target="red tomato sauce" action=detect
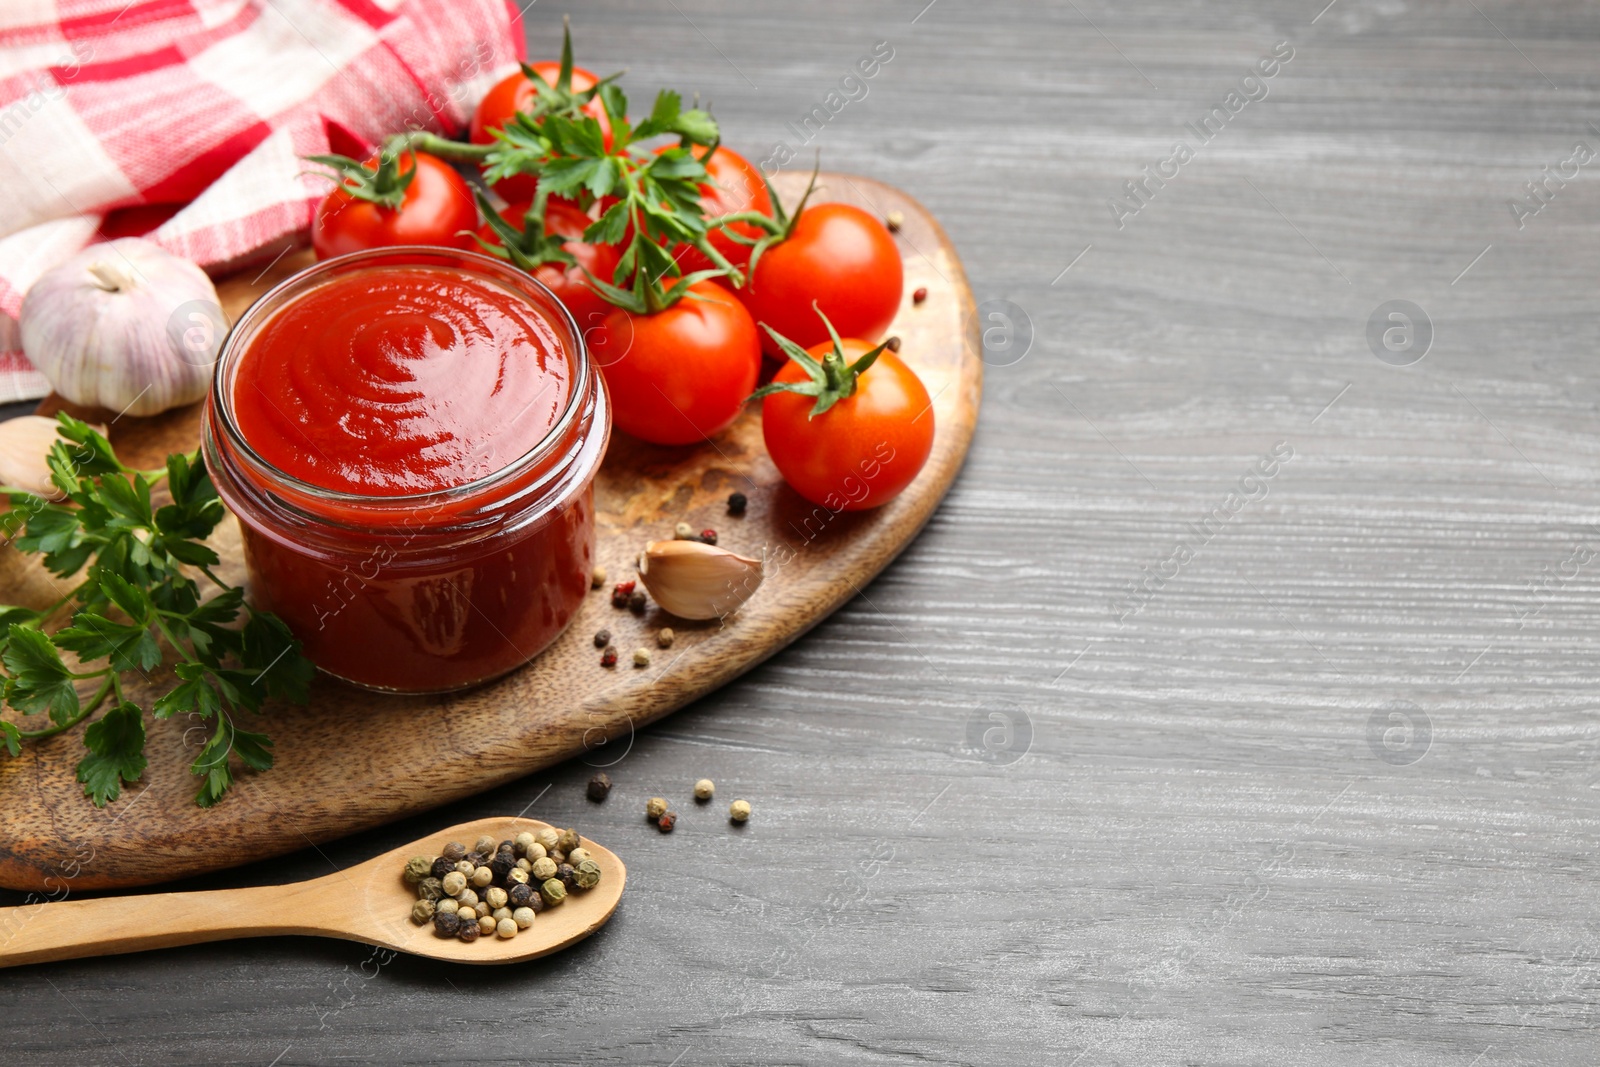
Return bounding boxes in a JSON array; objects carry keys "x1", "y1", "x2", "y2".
[{"x1": 207, "y1": 252, "x2": 606, "y2": 693}]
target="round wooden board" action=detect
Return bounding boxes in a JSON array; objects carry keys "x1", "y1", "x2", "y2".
[{"x1": 0, "y1": 172, "x2": 981, "y2": 891}]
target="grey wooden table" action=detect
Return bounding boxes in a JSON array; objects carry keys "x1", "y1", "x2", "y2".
[{"x1": 3, "y1": 1, "x2": 1598, "y2": 1063}]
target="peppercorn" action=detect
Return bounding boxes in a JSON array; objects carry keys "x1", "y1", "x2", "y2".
[
  {"x1": 557, "y1": 863, "x2": 578, "y2": 889},
  {"x1": 628, "y1": 589, "x2": 647, "y2": 613},
  {"x1": 587, "y1": 772, "x2": 612, "y2": 801},
  {"x1": 513, "y1": 906, "x2": 536, "y2": 929},
  {"x1": 480, "y1": 914, "x2": 498, "y2": 935},
  {"x1": 497, "y1": 917, "x2": 518, "y2": 939},
  {"x1": 573, "y1": 859, "x2": 602, "y2": 890},
  {"x1": 593, "y1": 628, "x2": 611, "y2": 648},
  {"x1": 411, "y1": 899, "x2": 436, "y2": 925},
  {"x1": 633, "y1": 647, "x2": 651, "y2": 667},
  {"x1": 471, "y1": 865, "x2": 493, "y2": 888},
  {"x1": 507, "y1": 867, "x2": 529, "y2": 886},
  {"x1": 416, "y1": 877, "x2": 445, "y2": 902},
  {"x1": 531, "y1": 856, "x2": 557, "y2": 882},
  {"x1": 730, "y1": 799, "x2": 751, "y2": 823},
  {"x1": 464, "y1": 851, "x2": 487, "y2": 868},
  {"x1": 567, "y1": 846, "x2": 592, "y2": 866},
  {"x1": 913, "y1": 286, "x2": 928, "y2": 305},
  {"x1": 457, "y1": 888, "x2": 479, "y2": 908},
  {"x1": 727, "y1": 491, "x2": 747, "y2": 516},
  {"x1": 436, "y1": 898, "x2": 460, "y2": 916},
  {"x1": 457, "y1": 904, "x2": 477, "y2": 922},
  {"x1": 429, "y1": 856, "x2": 455, "y2": 881},
  {"x1": 540, "y1": 878, "x2": 568, "y2": 906},
  {"x1": 699, "y1": 528, "x2": 717, "y2": 545},
  {"x1": 489, "y1": 853, "x2": 515, "y2": 881},
  {"x1": 549, "y1": 849, "x2": 566, "y2": 865},
  {"x1": 442, "y1": 871, "x2": 467, "y2": 897},
  {"x1": 611, "y1": 580, "x2": 635, "y2": 608},
  {"x1": 601, "y1": 646, "x2": 618, "y2": 667},
  {"x1": 657, "y1": 627, "x2": 675, "y2": 649},
  {"x1": 885, "y1": 335, "x2": 902, "y2": 353},
  {"x1": 497, "y1": 839, "x2": 516, "y2": 855},
  {"x1": 457, "y1": 918, "x2": 479, "y2": 943},
  {"x1": 591, "y1": 565, "x2": 607, "y2": 589},
  {"x1": 658, "y1": 810, "x2": 677, "y2": 832},
  {"x1": 646, "y1": 797, "x2": 668, "y2": 821},
  {"x1": 454, "y1": 859, "x2": 475, "y2": 876},
  {"x1": 403, "y1": 856, "x2": 432, "y2": 885},
  {"x1": 675, "y1": 521, "x2": 694, "y2": 539},
  {"x1": 514, "y1": 831, "x2": 537, "y2": 856},
  {"x1": 535, "y1": 828, "x2": 560, "y2": 851},
  {"x1": 472, "y1": 835, "x2": 496, "y2": 855},
  {"x1": 555, "y1": 828, "x2": 580, "y2": 853},
  {"x1": 508, "y1": 882, "x2": 534, "y2": 907},
  {"x1": 441, "y1": 841, "x2": 466, "y2": 862},
  {"x1": 886, "y1": 209, "x2": 905, "y2": 233},
  {"x1": 433, "y1": 912, "x2": 461, "y2": 938},
  {"x1": 694, "y1": 778, "x2": 714, "y2": 801},
  {"x1": 484, "y1": 886, "x2": 508, "y2": 910},
  {"x1": 526, "y1": 842, "x2": 547, "y2": 862},
  {"x1": 492, "y1": 906, "x2": 512, "y2": 922},
  {"x1": 526, "y1": 889, "x2": 547, "y2": 913}
]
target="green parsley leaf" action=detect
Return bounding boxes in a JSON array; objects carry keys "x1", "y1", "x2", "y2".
[
  {"x1": 2, "y1": 625, "x2": 81, "y2": 724},
  {"x1": 76, "y1": 701, "x2": 146, "y2": 806}
]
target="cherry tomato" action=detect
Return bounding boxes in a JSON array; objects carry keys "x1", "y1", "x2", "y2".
[
  {"x1": 738, "y1": 203, "x2": 903, "y2": 358},
  {"x1": 477, "y1": 198, "x2": 622, "y2": 333},
  {"x1": 591, "y1": 283, "x2": 761, "y2": 446},
  {"x1": 470, "y1": 62, "x2": 614, "y2": 202},
  {"x1": 664, "y1": 145, "x2": 772, "y2": 278},
  {"x1": 311, "y1": 152, "x2": 477, "y2": 260},
  {"x1": 762, "y1": 338, "x2": 933, "y2": 511}
]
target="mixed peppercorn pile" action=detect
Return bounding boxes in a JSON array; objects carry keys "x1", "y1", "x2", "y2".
[{"x1": 402, "y1": 828, "x2": 600, "y2": 944}]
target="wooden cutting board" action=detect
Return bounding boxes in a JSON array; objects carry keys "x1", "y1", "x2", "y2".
[{"x1": 0, "y1": 172, "x2": 981, "y2": 891}]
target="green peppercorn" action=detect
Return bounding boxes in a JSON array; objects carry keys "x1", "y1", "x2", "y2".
[
  {"x1": 506, "y1": 867, "x2": 529, "y2": 886},
  {"x1": 436, "y1": 898, "x2": 460, "y2": 916},
  {"x1": 646, "y1": 797, "x2": 668, "y2": 821},
  {"x1": 442, "y1": 871, "x2": 467, "y2": 897},
  {"x1": 535, "y1": 827, "x2": 560, "y2": 851},
  {"x1": 429, "y1": 856, "x2": 455, "y2": 881},
  {"x1": 587, "y1": 773, "x2": 612, "y2": 801},
  {"x1": 457, "y1": 918, "x2": 479, "y2": 943},
  {"x1": 473, "y1": 835, "x2": 496, "y2": 855},
  {"x1": 441, "y1": 841, "x2": 466, "y2": 862},
  {"x1": 557, "y1": 863, "x2": 578, "y2": 889},
  {"x1": 555, "y1": 828, "x2": 580, "y2": 854},
  {"x1": 484, "y1": 886, "x2": 508, "y2": 910},
  {"x1": 471, "y1": 865, "x2": 494, "y2": 888},
  {"x1": 730, "y1": 799, "x2": 751, "y2": 823},
  {"x1": 433, "y1": 912, "x2": 461, "y2": 938},
  {"x1": 497, "y1": 917, "x2": 518, "y2": 939},
  {"x1": 403, "y1": 856, "x2": 431, "y2": 884},
  {"x1": 508, "y1": 882, "x2": 534, "y2": 908},
  {"x1": 573, "y1": 859, "x2": 602, "y2": 890},
  {"x1": 567, "y1": 847, "x2": 592, "y2": 866},
  {"x1": 411, "y1": 899, "x2": 436, "y2": 925},
  {"x1": 513, "y1": 906, "x2": 536, "y2": 929},
  {"x1": 514, "y1": 831, "x2": 537, "y2": 856},
  {"x1": 416, "y1": 877, "x2": 444, "y2": 902},
  {"x1": 531, "y1": 856, "x2": 557, "y2": 881},
  {"x1": 540, "y1": 878, "x2": 568, "y2": 906}
]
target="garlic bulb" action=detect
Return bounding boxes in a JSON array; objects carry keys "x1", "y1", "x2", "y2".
[
  {"x1": 0, "y1": 415, "x2": 75, "y2": 499},
  {"x1": 637, "y1": 539, "x2": 765, "y2": 620},
  {"x1": 19, "y1": 238, "x2": 225, "y2": 417}
]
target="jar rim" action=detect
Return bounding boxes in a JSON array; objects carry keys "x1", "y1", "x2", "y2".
[{"x1": 208, "y1": 245, "x2": 594, "y2": 509}]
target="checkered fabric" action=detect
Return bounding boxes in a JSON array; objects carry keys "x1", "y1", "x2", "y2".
[{"x1": 0, "y1": 0, "x2": 526, "y2": 402}]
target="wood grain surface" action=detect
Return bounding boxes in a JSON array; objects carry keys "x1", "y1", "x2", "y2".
[
  {"x1": 2, "y1": 1, "x2": 1599, "y2": 1064},
  {"x1": 0, "y1": 172, "x2": 980, "y2": 891}
]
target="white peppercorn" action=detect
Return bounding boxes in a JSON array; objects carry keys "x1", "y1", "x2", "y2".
[
  {"x1": 497, "y1": 917, "x2": 518, "y2": 939},
  {"x1": 646, "y1": 797, "x2": 668, "y2": 821},
  {"x1": 532, "y1": 856, "x2": 557, "y2": 881},
  {"x1": 492, "y1": 906, "x2": 512, "y2": 922},
  {"x1": 457, "y1": 905, "x2": 477, "y2": 922},
  {"x1": 454, "y1": 859, "x2": 475, "y2": 876},
  {"x1": 730, "y1": 799, "x2": 751, "y2": 823},
  {"x1": 526, "y1": 842, "x2": 548, "y2": 862},
  {"x1": 471, "y1": 865, "x2": 494, "y2": 888},
  {"x1": 534, "y1": 828, "x2": 560, "y2": 851},
  {"x1": 514, "y1": 831, "x2": 537, "y2": 856},
  {"x1": 436, "y1": 898, "x2": 459, "y2": 916},
  {"x1": 694, "y1": 778, "x2": 714, "y2": 801},
  {"x1": 484, "y1": 886, "x2": 508, "y2": 910},
  {"x1": 457, "y1": 888, "x2": 479, "y2": 908},
  {"x1": 478, "y1": 914, "x2": 496, "y2": 935},
  {"x1": 567, "y1": 847, "x2": 592, "y2": 866},
  {"x1": 473, "y1": 835, "x2": 496, "y2": 854},
  {"x1": 513, "y1": 906, "x2": 536, "y2": 929},
  {"x1": 442, "y1": 871, "x2": 467, "y2": 896}
]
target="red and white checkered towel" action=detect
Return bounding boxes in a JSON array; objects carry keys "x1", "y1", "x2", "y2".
[{"x1": 0, "y1": 0, "x2": 526, "y2": 403}]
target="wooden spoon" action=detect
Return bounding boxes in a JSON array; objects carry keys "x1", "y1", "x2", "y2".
[{"x1": 0, "y1": 818, "x2": 625, "y2": 968}]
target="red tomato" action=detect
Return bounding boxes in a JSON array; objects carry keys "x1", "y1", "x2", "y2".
[
  {"x1": 739, "y1": 203, "x2": 903, "y2": 358},
  {"x1": 470, "y1": 62, "x2": 613, "y2": 202},
  {"x1": 665, "y1": 145, "x2": 772, "y2": 278},
  {"x1": 311, "y1": 152, "x2": 478, "y2": 260},
  {"x1": 591, "y1": 283, "x2": 761, "y2": 446},
  {"x1": 477, "y1": 198, "x2": 622, "y2": 333},
  {"x1": 762, "y1": 338, "x2": 933, "y2": 511}
]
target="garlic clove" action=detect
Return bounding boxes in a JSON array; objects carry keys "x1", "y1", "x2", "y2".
[
  {"x1": 636, "y1": 540, "x2": 765, "y2": 621},
  {"x1": 0, "y1": 415, "x2": 74, "y2": 500}
]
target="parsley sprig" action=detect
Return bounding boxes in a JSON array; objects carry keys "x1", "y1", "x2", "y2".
[{"x1": 0, "y1": 415, "x2": 313, "y2": 808}]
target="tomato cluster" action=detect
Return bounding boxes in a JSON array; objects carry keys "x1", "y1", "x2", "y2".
[{"x1": 305, "y1": 28, "x2": 931, "y2": 512}]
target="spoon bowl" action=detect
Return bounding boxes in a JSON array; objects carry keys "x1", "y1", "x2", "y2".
[{"x1": 0, "y1": 817, "x2": 625, "y2": 968}]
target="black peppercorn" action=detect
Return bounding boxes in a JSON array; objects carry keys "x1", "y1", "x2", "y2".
[
  {"x1": 433, "y1": 912, "x2": 461, "y2": 938},
  {"x1": 587, "y1": 772, "x2": 612, "y2": 801},
  {"x1": 429, "y1": 856, "x2": 455, "y2": 880},
  {"x1": 557, "y1": 862, "x2": 579, "y2": 889},
  {"x1": 457, "y1": 919, "x2": 480, "y2": 943},
  {"x1": 464, "y1": 851, "x2": 487, "y2": 868},
  {"x1": 526, "y1": 890, "x2": 547, "y2": 913},
  {"x1": 441, "y1": 841, "x2": 466, "y2": 863},
  {"x1": 601, "y1": 646, "x2": 618, "y2": 667},
  {"x1": 490, "y1": 853, "x2": 516, "y2": 881},
  {"x1": 593, "y1": 628, "x2": 611, "y2": 648},
  {"x1": 628, "y1": 590, "x2": 646, "y2": 613},
  {"x1": 508, "y1": 882, "x2": 534, "y2": 908},
  {"x1": 727, "y1": 491, "x2": 747, "y2": 516},
  {"x1": 498, "y1": 840, "x2": 516, "y2": 855}
]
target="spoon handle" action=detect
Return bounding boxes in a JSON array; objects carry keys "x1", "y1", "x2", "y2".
[{"x1": 0, "y1": 881, "x2": 319, "y2": 968}]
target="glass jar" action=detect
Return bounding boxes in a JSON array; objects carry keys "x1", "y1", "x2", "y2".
[{"x1": 203, "y1": 247, "x2": 609, "y2": 694}]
